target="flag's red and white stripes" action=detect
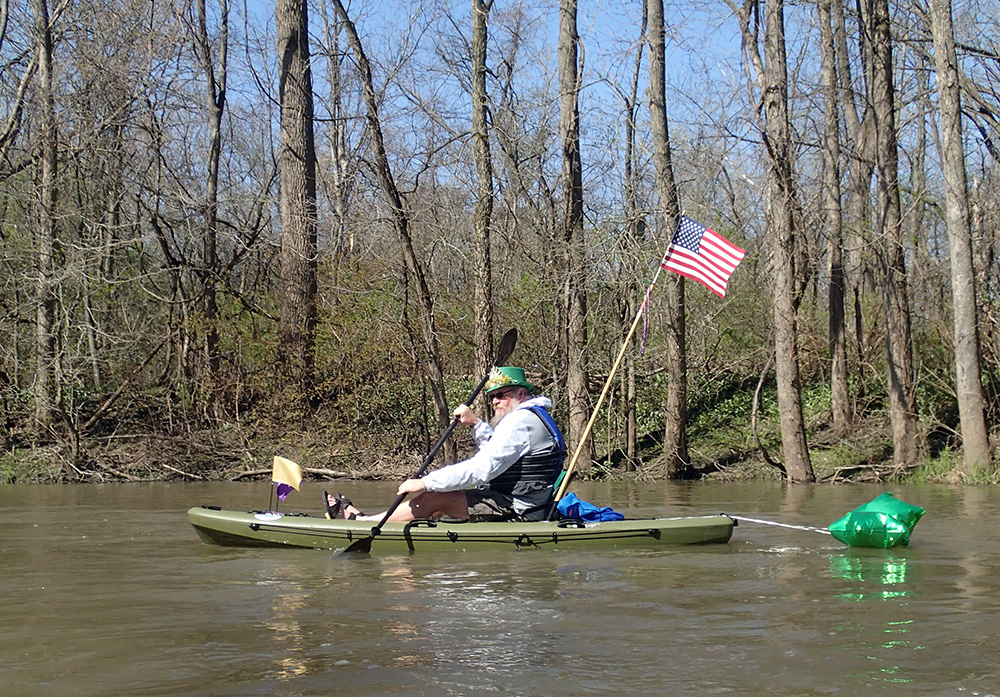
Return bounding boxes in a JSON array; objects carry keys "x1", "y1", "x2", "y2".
[{"x1": 660, "y1": 216, "x2": 745, "y2": 297}]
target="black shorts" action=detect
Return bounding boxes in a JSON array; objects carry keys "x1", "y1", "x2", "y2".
[{"x1": 465, "y1": 488, "x2": 518, "y2": 522}]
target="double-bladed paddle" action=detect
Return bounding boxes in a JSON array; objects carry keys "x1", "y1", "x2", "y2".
[{"x1": 337, "y1": 328, "x2": 518, "y2": 556}]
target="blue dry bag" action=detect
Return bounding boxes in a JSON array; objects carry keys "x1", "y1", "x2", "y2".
[{"x1": 556, "y1": 492, "x2": 625, "y2": 522}]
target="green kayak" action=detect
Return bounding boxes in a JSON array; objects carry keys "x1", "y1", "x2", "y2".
[{"x1": 187, "y1": 505, "x2": 735, "y2": 553}]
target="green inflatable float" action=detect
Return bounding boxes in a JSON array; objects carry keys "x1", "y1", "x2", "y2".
[{"x1": 828, "y1": 492, "x2": 925, "y2": 548}]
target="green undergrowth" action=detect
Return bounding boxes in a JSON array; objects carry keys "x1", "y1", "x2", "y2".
[
  {"x1": 2, "y1": 360, "x2": 993, "y2": 485},
  {"x1": 0, "y1": 448, "x2": 58, "y2": 484}
]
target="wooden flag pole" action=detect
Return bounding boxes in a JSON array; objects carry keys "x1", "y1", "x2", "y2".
[{"x1": 554, "y1": 265, "x2": 664, "y2": 503}]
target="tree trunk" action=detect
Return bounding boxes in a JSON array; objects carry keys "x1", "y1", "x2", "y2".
[
  {"x1": 621, "y1": 4, "x2": 647, "y2": 469},
  {"x1": 761, "y1": 0, "x2": 812, "y2": 482},
  {"x1": 728, "y1": 0, "x2": 813, "y2": 481},
  {"x1": 471, "y1": 0, "x2": 496, "y2": 413},
  {"x1": 832, "y1": 0, "x2": 875, "y2": 404},
  {"x1": 276, "y1": 0, "x2": 319, "y2": 411},
  {"x1": 194, "y1": 0, "x2": 228, "y2": 400},
  {"x1": 558, "y1": 0, "x2": 591, "y2": 469},
  {"x1": 863, "y1": 0, "x2": 919, "y2": 466},
  {"x1": 647, "y1": 0, "x2": 690, "y2": 477},
  {"x1": 928, "y1": 0, "x2": 992, "y2": 474},
  {"x1": 819, "y1": 0, "x2": 850, "y2": 433},
  {"x1": 32, "y1": 0, "x2": 58, "y2": 428},
  {"x1": 318, "y1": 2, "x2": 352, "y2": 260}
]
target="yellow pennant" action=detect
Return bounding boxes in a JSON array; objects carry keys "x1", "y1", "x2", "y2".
[{"x1": 272, "y1": 456, "x2": 303, "y2": 490}]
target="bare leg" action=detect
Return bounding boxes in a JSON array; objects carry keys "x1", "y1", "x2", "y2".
[{"x1": 349, "y1": 491, "x2": 469, "y2": 522}]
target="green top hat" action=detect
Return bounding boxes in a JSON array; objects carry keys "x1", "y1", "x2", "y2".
[{"x1": 485, "y1": 366, "x2": 535, "y2": 394}]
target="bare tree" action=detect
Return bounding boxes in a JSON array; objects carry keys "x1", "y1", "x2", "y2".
[
  {"x1": 730, "y1": 0, "x2": 813, "y2": 482},
  {"x1": 618, "y1": 4, "x2": 647, "y2": 468},
  {"x1": 190, "y1": 0, "x2": 228, "y2": 399},
  {"x1": 647, "y1": 0, "x2": 690, "y2": 477},
  {"x1": 316, "y1": 0, "x2": 360, "y2": 261},
  {"x1": 331, "y1": 0, "x2": 452, "y2": 452},
  {"x1": 31, "y1": 0, "x2": 57, "y2": 428},
  {"x1": 862, "y1": 0, "x2": 920, "y2": 466},
  {"x1": 928, "y1": 0, "x2": 992, "y2": 474},
  {"x1": 471, "y1": 0, "x2": 496, "y2": 404},
  {"x1": 558, "y1": 0, "x2": 591, "y2": 468},
  {"x1": 0, "y1": 0, "x2": 38, "y2": 179},
  {"x1": 832, "y1": 0, "x2": 876, "y2": 398},
  {"x1": 9, "y1": 0, "x2": 1000, "y2": 483},
  {"x1": 819, "y1": 0, "x2": 850, "y2": 433},
  {"x1": 276, "y1": 0, "x2": 319, "y2": 407}
]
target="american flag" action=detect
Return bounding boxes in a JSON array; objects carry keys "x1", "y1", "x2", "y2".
[{"x1": 660, "y1": 216, "x2": 745, "y2": 297}]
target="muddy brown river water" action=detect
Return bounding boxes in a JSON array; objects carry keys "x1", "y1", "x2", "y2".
[{"x1": 2, "y1": 480, "x2": 997, "y2": 696}]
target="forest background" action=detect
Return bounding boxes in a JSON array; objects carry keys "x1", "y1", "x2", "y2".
[{"x1": 2, "y1": 0, "x2": 999, "y2": 486}]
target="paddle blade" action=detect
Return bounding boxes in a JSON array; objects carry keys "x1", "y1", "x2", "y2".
[
  {"x1": 495, "y1": 328, "x2": 518, "y2": 366},
  {"x1": 337, "y1": 536, "x2": 373, "y2": 557}
]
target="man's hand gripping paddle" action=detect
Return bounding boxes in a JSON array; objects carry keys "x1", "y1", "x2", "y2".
[{"x1": 337, "y1": 329, "x2": 518, "y2": 556}]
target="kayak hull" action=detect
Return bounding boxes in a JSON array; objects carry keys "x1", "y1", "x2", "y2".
[{"x1": 187, "y1": 506, "x2": 735, "y2": 553}]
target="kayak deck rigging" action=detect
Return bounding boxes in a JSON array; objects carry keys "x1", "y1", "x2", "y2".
[{"x1": 188, "y1": 505, "x2": 735, "y2": 553}]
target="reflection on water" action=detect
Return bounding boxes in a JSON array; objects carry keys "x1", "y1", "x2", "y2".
[
  {"x1": 828, "y1": 552, "x2": 923, "y2": 688},
  {"x1": 2, "y1": 481, "x2": 999, "y2": 697},
  {"x1": 264, "y1": 579, "x2": 311, "y2": 681},
  {"x1": 830, "y1": 553, "x2": 911, "y2": 601}
]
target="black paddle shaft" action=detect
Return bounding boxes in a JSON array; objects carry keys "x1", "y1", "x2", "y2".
[{"x1": 339, "y1": 329, "x2": 518, "y2": 555}]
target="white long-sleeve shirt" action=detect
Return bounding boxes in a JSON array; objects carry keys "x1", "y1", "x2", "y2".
[{"x1": 420, "y1": 396, "x2": 554, "y2": 510}]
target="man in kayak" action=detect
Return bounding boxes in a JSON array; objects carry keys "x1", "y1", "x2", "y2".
[{"x1": 325, "y1": 366, "x2": 566, "y2": 523}]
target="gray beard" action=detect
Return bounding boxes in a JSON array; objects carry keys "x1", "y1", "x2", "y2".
[{"x1": 490, "y1": 398, "x2": 521, "y2": 427}]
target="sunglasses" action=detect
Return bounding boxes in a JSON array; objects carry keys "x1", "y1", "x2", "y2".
[{"x1": 491, "y1": 388, "x2": 519, "y2": 400}]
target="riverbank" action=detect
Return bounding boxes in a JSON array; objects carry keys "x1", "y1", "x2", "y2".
[{"x1": 1, "y1": 416, "x2": 975, "y2": 486}]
